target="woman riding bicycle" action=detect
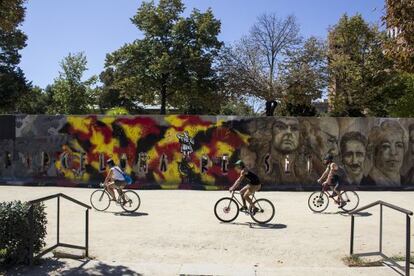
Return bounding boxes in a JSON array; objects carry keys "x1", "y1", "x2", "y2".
[
  {"x1": 317, "y1": 154, "x2": 346, "y2": 208},
  {"x1": 104, "y1": 158, "x2": 127, "y2": 204},
  {"x1": 229, "y1": 160, "x2": 261, "y2": 213}
]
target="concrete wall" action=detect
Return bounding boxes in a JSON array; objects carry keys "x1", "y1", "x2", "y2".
[{"x1": 1, "y1": 115, "x2": 413, "y2": 190}]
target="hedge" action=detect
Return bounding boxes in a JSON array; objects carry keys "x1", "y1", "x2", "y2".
[{"x1": 0, "y1": 201, "x2": 47, "y2": 266}]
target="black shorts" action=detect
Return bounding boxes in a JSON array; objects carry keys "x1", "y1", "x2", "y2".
[
  {"x1": 114, "y1": 180, "x2": 126, "y2": 188},
  {"x1": 331, "y1": 182, "x2": 342, "y2": 191}
]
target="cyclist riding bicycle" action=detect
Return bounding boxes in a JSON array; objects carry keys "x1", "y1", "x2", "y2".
[
  {"x1": 229, "y1": 160, "x2": 261, "y2": 213},
  {"x1": 317, "y1": 154, "x2": 346, "y2": 208},
  {"x1": 104, "y1": 158, "x2": 127, "y2": 204}
]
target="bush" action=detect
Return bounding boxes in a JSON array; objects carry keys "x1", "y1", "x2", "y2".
[
  {"x1": 0, "y1": 201, "x2": 47, "y2": 266},
  {"x1": 105, "y1": 107, "x2": 130, "y2": 115}
]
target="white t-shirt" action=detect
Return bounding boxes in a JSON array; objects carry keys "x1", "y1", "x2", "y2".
[{"x1": 111, "y1": 166, "x2": 125, "y2": 181}]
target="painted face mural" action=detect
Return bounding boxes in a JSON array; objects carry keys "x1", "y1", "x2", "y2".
[
  {"x1": 340, "y1": 132, "x2": 367, "y2": 185},
  {"x1": 272, "y1": 118, "x2": 300, "y2": 154},
  {"x1": 409, "y1": 128, "x2": 414, "y2": 155},
  {"x1": 319, "y1": 118, "x2": 339, "y2": 158},
  {"x1": 1, "y1": 115, "x2": 414, "y2": 189},
  {"x1": 375, "y1": 133, "x2": 404, "y2": 173},
  {"x1": 365, "y1": 120, "x2": 406, "y2": 187}
]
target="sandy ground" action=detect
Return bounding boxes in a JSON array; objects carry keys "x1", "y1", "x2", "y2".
[{"x1": 0, "y1": 186, "x2": 413, "y2": 275}]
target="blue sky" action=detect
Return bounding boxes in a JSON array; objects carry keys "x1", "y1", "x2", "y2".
[{"x1": 19, "y1": 0, "x2": 385, "y2": 88}]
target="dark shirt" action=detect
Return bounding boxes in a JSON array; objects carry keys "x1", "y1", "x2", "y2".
[{"x1": 244, "y1": 170, "x2": 260, "y2": 185}]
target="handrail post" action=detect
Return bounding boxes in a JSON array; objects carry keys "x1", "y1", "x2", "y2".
[
  {"x1": 350, "y1": 215, "x2": 355, "y2": 255},
  {"x1": 57, "y1": 196, "x2": 60, "y2": 245},
  {"x1": 379, "y1": 204, "x2": 383, "y2": 254},
  {"x1": 85, "y1": 209, "x2": 89, "y2": 258},
  {"x1": 406, "y1": 214, "x2": 411, "y2": 276}
]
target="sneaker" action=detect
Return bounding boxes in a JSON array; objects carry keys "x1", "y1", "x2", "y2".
[
  {"x1": 240, "y1": 206, "x2": 248, "y2": 212},
  {"x1": 338, "y1": 202, "x2": 347, "y2": 208},
  {"x1": 250, "y1": 207, "x2": 259, "y2": 215}
]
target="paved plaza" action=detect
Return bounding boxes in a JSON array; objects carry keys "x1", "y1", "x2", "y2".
[{"x1": 0, "y1": 186, "x2": 413, "y2": 275}]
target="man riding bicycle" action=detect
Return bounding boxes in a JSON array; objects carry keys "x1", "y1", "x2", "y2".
[
  {"x1": 317, "y1": 154, "x2": 346, "y2": 208},
  {"x1": 104, "y1": 158, "x2": 127, "y2": 204},
  {"x1": 229, "y1": 160, "x2": 261, "y2": 213}
]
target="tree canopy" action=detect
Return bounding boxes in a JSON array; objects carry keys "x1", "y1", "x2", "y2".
[
  {"x1": 102, "y1": 0, "x2": 225, "y2": 115},
  {"x1": 220, "y1": 13, "x2": 302, "y2": 116},
  {"x1": 0, "y1": 0, "x2": 30, "y2": 114},
  {"x1": 48, "y1": 53, "x2": 98, "y2": 114},
  {"x1": 384, "y1": 0, "x2": 414, "y2": 72},
  {"x1": 327, "y1": 14, "x2": 397, "y2": 116}
]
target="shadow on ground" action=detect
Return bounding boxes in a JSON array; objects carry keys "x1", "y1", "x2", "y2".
[
  {"x1": 3, "y1": 258, "x2": 142, "y2": 276},
  {"x1": 114, "y1": 212, "x2": 149, "y2": 217},
  {"x1": 224, "y1": 222, "x2": 287, "y2": 229},
  {"x1": 314, "y1": 211, "x2": 372, "y2": 217},
  {"x1": 102, "y1": 210, "x2": 149, "y2": 217}
]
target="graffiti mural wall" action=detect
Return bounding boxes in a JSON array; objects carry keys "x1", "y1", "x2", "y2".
[{"x1": 1, "y1": 115, "x2": 414, "y2": 190}]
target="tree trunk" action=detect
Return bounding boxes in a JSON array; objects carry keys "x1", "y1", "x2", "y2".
[
  {"x1": 160, "y1": 84, "x2": 167, "y2": 115},
  {"x1": 265, "y1": 100, "x2": 277, "y2": 116}
]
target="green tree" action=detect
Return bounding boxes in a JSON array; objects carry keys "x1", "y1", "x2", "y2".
[
  {"x1": 384, "y1": 0, "x2": 414, "y2": 72},
  {"x1": 0, "y1": 0, "x2": 30, "y2": 114},
  {"x1": 328, "y1": 14, "x2": 396, "y2": 116},
  {"x1": 387, "y1": 73, "x2": 414, "y2": 117},
  {"x1": 102, "y1": 0, "x2": 224, "y2": 115},
  {"x1": 98, "y1": 68, "x2": 144, "y2": 114},
  {"x1": 278, "y1": 37, "x2": 328, "y2": 116},
  {"x1": 219, "y1": 13, "x2": 301, "y2": 116},
  {"x1": 16, "y1": 86, "x2": 49, "y2": 114},
  {"x1": 48, "y1": 52, "x2": 97, "y2": 114},
  {"x1": 0, "y1": 0, "x2": 26, "y2": 32}
]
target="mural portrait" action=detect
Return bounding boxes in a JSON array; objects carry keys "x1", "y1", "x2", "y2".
[
  {"x1": 267, "y1": 117, "x2": 310, "y2": 185},
  {"x1": 363, "y1": 120, "x2": 407, "y2": 187},
  {"x1": 404, "y1": 124, "x2": 414, "y2": 185},
  {"x1": 340, "y1": 131, "x2": 367, "y2": 186}
]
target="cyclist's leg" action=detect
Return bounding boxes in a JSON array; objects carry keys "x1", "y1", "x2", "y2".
[
  {"x1": 250, "y1": 185, "x2": 261, "y2": 209},
  {"x1": 240, "y1": 185, "x2": 249, "y2": 208},
  {"x1": 243, "y1": 185, "x2": 260, "y2": 210},
  {"x1": 333, "y1": 182, "x2": 344, "y2": 205},
  {"x1": 106, "y1": 182, "x2": 117, "y2": 201},
  {"x1": 115, "y1": 182, "x2": 127, "y2": 202}
]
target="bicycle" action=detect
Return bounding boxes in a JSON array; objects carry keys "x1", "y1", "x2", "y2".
[
  {"x1": 214, "y1": 191, "x2": 275, "y2": 224},
  {"x1": 308, "y1": 184, "x2": 359, "y2": 213},
  {"x1": 90, "y1": 182, "x2": 141, "y2": 213}
]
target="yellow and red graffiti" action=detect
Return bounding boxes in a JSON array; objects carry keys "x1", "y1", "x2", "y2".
[{"x1": 55, "y1": 115, "x2": 247, "y2": 189}]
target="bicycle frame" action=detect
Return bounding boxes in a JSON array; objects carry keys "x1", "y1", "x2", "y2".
[
  {"x1": 101, "y1": 182, "x2": 126, "y2": 203},
  {"x1": 321, "y1": 185, "x2": 350, "y2": 203},
  {"x1": 230, "y1": 191, "x2": 259, "y2": 208}
]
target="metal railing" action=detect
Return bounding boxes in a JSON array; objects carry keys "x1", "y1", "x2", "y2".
[
  {"x1": 349, "y1": 200, "x2": 413, "y2": 276},
  {"x1": 27, "y1": 193, "x2": 91, "y2": 265}
]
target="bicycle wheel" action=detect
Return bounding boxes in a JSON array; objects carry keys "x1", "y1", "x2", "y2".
[
  {"x1": 250, "y1": 198, "x2": 275, "y2": 224},
  {"x1": 308, "y1": 191, "x2": 329, "y2": 213},
  {"x1": 340, "y1": 191, "x2": 359, "y2": 212},
  {"x1": 90, "y1": 190, "x2": 111, "y2": 211},
  {"x1": 121, "y1": 190, "x2": 141, "y2": 213},
  {"x1": 214, "y1": 197, "x2": 239, "y2": 223}
]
